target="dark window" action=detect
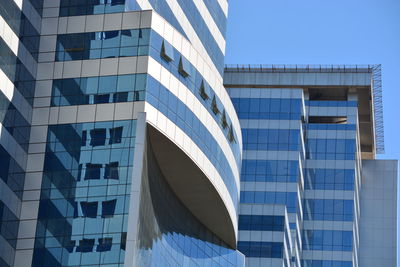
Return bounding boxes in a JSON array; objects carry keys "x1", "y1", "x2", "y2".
[
  {"x1": 97, "y1": 238, "x2": 113, "y2": 252},
  {"x1": 80, "y1": 201, "x2": 98, "y2": 218},
  {"x1": 65, "y1": 240, "x2": 75, "y2": 253},
  {"x1": 110, "y1": 0, "x2": 125, "y2": 6},
  {"x1": 113, "y1": 92, "x2": 128, "y2": 102},
  {"x1": 76, "y1": 239, "x2": 95, "y2": 253},
  {"x1": 221, "y1": 110, "x2": 228, "y2": 129},
  {"x1": 102, "y1": 199, "x2": 117, "y2": 218},
  {"x1": 308, "y1": 116, "x2": 347, "y2": 124},
  {"x1": 199, "y1": 80, "x2": 209, "y2": 100},
  {"x1": 120, "y1": 232, "x2": 127, "y2": 250},
  {"x1": 228, "y1": 124, "x2": 236, "y2": 143},
  {"x1": 85, "y1": 164, "x2": 102, "y2": 180},
  {"x1": 90, "y1": 128, "x2": 106, "y2": 146},
  {"x1": 239, "y1": 215, "x2": 285, "y2": 231},
  {"x1": 77, "y1": 164, "x2": 83, "y2": 181},
  {"x1": 309, "y1": 88, "x2": 347, "y2": 101},
  {"x1": 72, "y1": 202, "x2": 78, "y2": 218},
  {"x1": 104, "y1": 162, "x2": 119, "y2": 179},
  {"x1": 109, "y1": 127, "x2": 123, "y2": 144},
  {"x1": 178, "y1": 56, "x2": 190, "y2": 77},
  {"x1": 211, "y1": 96, "x2": 220, "y2": 115},
  {"x1": 81, "y1": 130, "x2": 87, "y2": 146},
  {"x1": 94, "y1": 94, "x2": 110, "y2": 104},
  {"x1": 160, "y1": 40, "x2": 174, "y2": 62},
  {"x1": 238, "y1": 241, "x2": 283, "y2": 258}
]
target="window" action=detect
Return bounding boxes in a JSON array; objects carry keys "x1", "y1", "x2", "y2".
[
  {"x1": 80, "y1": 201, "x2": 98, "y2": 218},
  {"x1": 109, "y1": 126, "x2": 123, "y2": 144},
  {"x1": 160, "y1": 40, "x2": 174, "y2": 62},
  {"x1": 85, "y1": 164, "x2": 102, "y2": 180},
  {"x1": 302, "y1": 230, "x2": 353, "y2": 251},
  {"x1": 104, "y1": 162, "x2": 119, "y2": 179},
  {"x1": 65, "y1": 240, "x2": 75, "y2": 253},
  {"x1": 72, "y1": 202, "x2": 78, "y2": 218},
  {"x1": 221, "y1": 110, "x2": 228, "y2": 129},
  {"x1": 228, "y1": 124, "x2": 236, "y2": 143},
  {"x1": 211, "y1": 96, "x2": 220, "y2": 115},
  {"x1": 94, "y1": 94, "x2": 110, "y2": 104},
  {"x1": 90, "y1": 128, "x2": 106, "y2": 146},
  {"x1": 199, "y1": 80, "x2": 209, "y2": 100},
  {"x1": 239, "y1": 215, "x2": 285, "y2": 231},
  {"x1": 178, "y1": 56, "x2": 190, "y2": 77},
  {"x1": 308, "y1": 116, "x2": 347, "y2": 124},
  {"x1": 81, "y1": 130, "x2": 87, "y2": 146},
  {"x1": 237, "y1": 241, "x2": 283, "y2": 258},
  {"x1": 113, "y1": 92, "x2": 128, "y2": 102},
  {"x1": 120, "y1": 232, "x2": 127, "y2": 250},
  {"x1": 56, "y1": 29, "x2": 150, "y2": 61},
  {"x1": 309, "y1": 88, "x2": 347, "y2": 101},
  {"x1": 97, "y1": 238, "x2": 113, "y2": 252},
  {"x1": 76, "y1": 239, "x2": 95, "y2": 253},
  {"x1": 77, "y1": 164, "x2": 83, "y2": 182},
  {"x1": 102, "y1": 199, "x2": 117, "y2": 218}
]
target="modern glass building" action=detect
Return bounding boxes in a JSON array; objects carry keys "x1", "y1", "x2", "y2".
[
  {"x1": 224, "y1": 65, "x2": 398, "y2": 267},
  {"x1": 0, "y1": 0, "x2": 398, "y2": 267},
  {"x1": 0, "y1": 0, "x2": 246, "y2": 266}
]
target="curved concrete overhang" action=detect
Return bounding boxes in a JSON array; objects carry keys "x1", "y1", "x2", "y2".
[{"x1": 147, "y1": 124, "x2": 238, "y2": 248}]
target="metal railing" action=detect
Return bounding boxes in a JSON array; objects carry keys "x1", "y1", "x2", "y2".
[{"x1": 224, "y1": 64, "x2": 376, "y2": 73}]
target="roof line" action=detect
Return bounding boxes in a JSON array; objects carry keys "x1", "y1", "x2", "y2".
[
  {"x1": 224, "y1": 64, "x2": 377, "y2": 73},
  {"x1": 224, "y1": 63, "x2": 385, "y2": 154}
]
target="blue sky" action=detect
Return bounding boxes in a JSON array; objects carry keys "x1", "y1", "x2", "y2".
[
  {"x1": 225, "y1": 0, "x2": 400, "y2": 161},
  {"x1": 224, "y1": 0, "x2": 400, "y2": 259}
]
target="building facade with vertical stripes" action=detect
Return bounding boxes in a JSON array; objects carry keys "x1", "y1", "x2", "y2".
[{"x1": 224, "y1": 65, "x2": 397, "y2": 267}]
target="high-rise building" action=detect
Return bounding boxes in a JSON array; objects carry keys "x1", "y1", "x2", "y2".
[
  {"x1": 224, "y1": 65, "x2": 398, "y2": 267},
  {"x1": 0, "y1": 0, "x2": 398, "y2": 267},
  {"x1": 0, "y1": 0, "x2": 246, "y2": 266}
]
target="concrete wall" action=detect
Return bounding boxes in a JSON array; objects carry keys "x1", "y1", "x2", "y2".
[{"x1": 359, "y1": 159, "x2": 398, "y2": 267}]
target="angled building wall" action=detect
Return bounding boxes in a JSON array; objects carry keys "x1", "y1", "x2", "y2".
[{"x1": 359, "y1": 159, "x2": 398, "y2": 267}]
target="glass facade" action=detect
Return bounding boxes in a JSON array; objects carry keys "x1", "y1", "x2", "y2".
[
  {"x1": 231, "y1": 89, "x2": 304, "y2": 266},
  {"x1": 302, "y1": 230, "x2": 353, "y2": 251},
  {"x1": 59, "y1": 0, "x2": 126, "y2": 16},
  {"x1": 32, "y1": 120, "x2": 137, "y2": 267},
  {"x1": 0, "y1": 0, "x2": 41, "y2": 265},
  {"x1": 0, "y1": 0, "x2": 244, "y2": 265},
  {"x1": 227, "y1": 74, "x2": 368, "y2": 266},
  {"x1": 56, "y1": 29, "x2": 150, "y2": 61},
  {"x1": 51, "y1": 74, "x2": 147, "y2": 106},
  {"x1": 136, "y1": 143, "x2": 244, "y2": 266}
]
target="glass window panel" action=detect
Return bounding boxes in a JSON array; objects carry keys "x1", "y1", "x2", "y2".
[
  {"x1": 80, "y1": 201, "x2": 98, "y2": 218},
  {"x1": 102, "y1": 199, "x2": 117, "y2": 218},
  {"x1": 104, "y1": 162, "x2": 119, "y2": 180},
  {"x1": 97, "y1": 237, "x2": 113, "y2": 252},
  {"x1": 109, "y1": 127, "x2": 123, "y2": 144},
  {"x1": 76, "y1": 239, "x2": 95, "y2": 253},
  {"x1": 113, "y1": 92, "x2": 128, "y2": 102},
  {"x1": 90, "y1": 129, "x2": 106, "y2": 146},
  {"x1": 94, "y1": 94, "x2": 110, "y2": 104},
  {"x1": 85, "y1": 163, "x2": 102, "y2": 180}
]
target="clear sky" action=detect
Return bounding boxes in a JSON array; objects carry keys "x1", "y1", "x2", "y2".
[
  {"x1": 224, "y1": 0, "x2": 400, "y2": 260},
  {"x1": 225, "y1": 0, "x2": 400, "y2": 160}
]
